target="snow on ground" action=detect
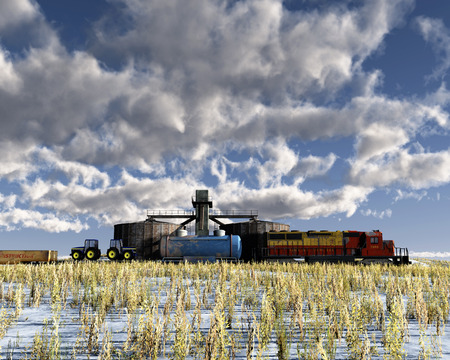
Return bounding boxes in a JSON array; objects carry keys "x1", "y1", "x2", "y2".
[{"x1": 0, "y1": 259, "x2": 449, "y2": 359}]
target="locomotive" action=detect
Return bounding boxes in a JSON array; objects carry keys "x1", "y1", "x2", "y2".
[{"x1": 260, "y1": 229, "x2": 409, "y2": 264}]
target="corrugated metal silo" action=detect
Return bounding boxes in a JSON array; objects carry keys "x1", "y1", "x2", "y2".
[
  {"x1": 114, "y1": 220, "x2": 180, "y2": 259},
  {"x1": 220, "y1": 219, "x2": 290, "y2": 261}
]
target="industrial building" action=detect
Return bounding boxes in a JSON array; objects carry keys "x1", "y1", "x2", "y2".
[{"x1": 114, "y1": 189, "x2": 289, "y2": 261}]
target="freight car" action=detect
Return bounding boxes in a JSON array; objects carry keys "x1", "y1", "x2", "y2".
[
  {"x1": 0, "y1": 250, "x2": 58, "y2": 264},
  {"x1": 159, "y1": 229, "x2": 242, "y2": 262},
  {"x1": 259, "y1": 230, "x2": 409, "y2": 264}
]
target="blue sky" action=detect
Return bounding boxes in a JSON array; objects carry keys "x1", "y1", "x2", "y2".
[{"x1": 0, "y1": 0, "x2": 449, "y2": 257}]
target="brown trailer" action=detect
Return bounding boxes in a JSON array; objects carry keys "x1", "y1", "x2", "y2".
[{"x1": 0, "y1": 250, "x2": 58, "y2": 264}]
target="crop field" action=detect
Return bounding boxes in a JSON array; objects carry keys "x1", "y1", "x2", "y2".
[{"x1": 0, "y1": 260, "x2": 449, "y2": 359}]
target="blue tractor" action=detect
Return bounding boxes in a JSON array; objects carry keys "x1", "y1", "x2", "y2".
[
  {"x1": 71, "y1": 239, "x2": 101, "y2": 261},
  {"x1": 106, "y1": 239, "x2": 136, "y2": 261}
]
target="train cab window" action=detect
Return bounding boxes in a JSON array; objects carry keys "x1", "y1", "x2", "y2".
[
  {"x1": 268, "y1": 233, "x2": 285, "y2": 240},
  {"x1": 287, "y1": 233, "x2": 302, "y2": 240},
  {"x1": 370, "y1": 237, "x2": 378, "y2": 244}
]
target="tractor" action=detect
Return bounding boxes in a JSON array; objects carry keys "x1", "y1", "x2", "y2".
[
  {"x1": 106, "y1": 239, "x2": 136, "y2": 261},
  {"x1": 71, "y1": 239, "x2": 101, "y2": 261}
]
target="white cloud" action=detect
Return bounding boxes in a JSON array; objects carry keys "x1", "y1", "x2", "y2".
[
  {"x1": 210, "y1": 158, "x2": 228, "y2": 184},
  {"x1": 37, "y1": 147, "x2": 111, "y2": 188},
  {"x1": 10, "y1": 47, "x2": 131, "y2": 145},
  {"x1": 289, "y1": 153, "x2": 337, "y2": 184},
  {"x1": 0, "y1": 141, "x2": 36, "y2": 180},
  {"x1": 421, "y1": 105, "x2": 449, "y2": 128},
  {"x1": 210, "y1": 142, "x2": 336, "y2": 187},
  {"x1": 0, "y1": 0, "x2": 449, "y2": 233},
  {"x1": 355, "y1": 123, "x2": 409, "y2": 160},
  {"x1": 0, "y1": 0, "x2": 423, "y2": 169},
  {"x1": 0, "y1": 49, "x2": 22, "y2": 94},
  {"x1": 0, "y1": 208, "x2": 88, "y2": 232},
  {"x1": 360, "y1": 208, "x2": 392, "y2": 219},
  {"x1": 426, "y1": 83, "x2": 450, "y2": 121},
  {"x1": 256, "y1": 139, "x2": 299, "y2": 187},
  {"x1": 0, "y1": 0, "x2": 38, "y2": 31},
  {"x1": 0, "y1": 194, "x2": 17, "y2": 208},
  {"x1": 417, "y1": 16, "x2": 450, "y2": 81},
  {"x1": 214, "y1": 184, "x2": 372, "y2": 220},
  {"x1": 17, "y1": 164, "x2": 201, "y2": 227},
  {"x1": 350, "y1": 149, "x2": 450, "y2": 189},
  {"x1": 394, "y1": 190, "x2": 427, "y2": 202}
]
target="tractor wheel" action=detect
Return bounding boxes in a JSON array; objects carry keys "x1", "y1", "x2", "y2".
[
  {"x1": 86, "y1": 248, "x2": 97, "y2": 261},
  {"x1": 72, "y1": 250, "x2": 83, "y2": 261},
  {"x1": 123, "y1": 250, "x2": 134, "y2": 261},
  {"x1": 107, "y1": 248, "x2": 119, "y2": 261}
]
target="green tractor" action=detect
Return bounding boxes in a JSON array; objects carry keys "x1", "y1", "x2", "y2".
[
  {"x1": 106, "y1": 239, "x2": 136, "y2": 261},
  {"x1": 71, "y1": 239, "x2": 101, "y2": 261}
]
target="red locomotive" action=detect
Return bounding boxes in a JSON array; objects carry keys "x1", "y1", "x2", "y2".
[{"x1": 263, "y1": 230, "x2": 409, "y2": 264}]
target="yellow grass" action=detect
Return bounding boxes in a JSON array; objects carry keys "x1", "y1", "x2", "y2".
[{"x1": 0, "y1": 259, "x2": 448, "y2": 359}]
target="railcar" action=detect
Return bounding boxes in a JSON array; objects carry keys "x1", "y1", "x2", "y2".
[
  {"x1": 0, "y1": 250, "x2": 58, "y2": 264},
  {"x1": 261, "y1": 230, "x2": 409, "y2": 264},
  {"x1": 160, "y1": 230, "x2": 242, "y2": 262}
]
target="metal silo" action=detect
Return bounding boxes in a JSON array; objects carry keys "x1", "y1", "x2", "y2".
[
  {"x1": 220, "y1": 219, "x2": 290, "y2": 261},
  {"x1": 114, "y1": 220, "x2": 180, "y2": 259}
]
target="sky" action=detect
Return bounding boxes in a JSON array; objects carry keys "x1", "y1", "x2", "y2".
[{"x1": 0, "y1": 0, "x2": 449, "y2": 257}]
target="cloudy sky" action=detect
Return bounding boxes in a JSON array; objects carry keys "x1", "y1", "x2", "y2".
[{"x1": 0, "y1": 0, "x2": 449, "y2": 256}]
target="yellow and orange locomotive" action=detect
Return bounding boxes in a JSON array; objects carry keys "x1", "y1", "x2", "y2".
[{"x1": 264, "y1": 230, "x2": 409, "y2": 264}]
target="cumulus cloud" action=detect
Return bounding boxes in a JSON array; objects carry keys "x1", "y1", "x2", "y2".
[
  {"x1": 289, "y1": 153, "x2": 337, "y2": 183},
  {"x1": 0, "y1": 0, "x2": 421, "y2": 163},
  {"x1": 214, "y1": 184, "x2": 372, "y2": 220},
  {"x1": 350, "y1": 149, "x2": 450, "y2": 189},
  {"x1": 0, "y1": 49, "x2": 22, "y2": 94},
  {"x1": 0, "y1": 140, "x2": 37, "y2": 180},
  {"x1": 0, "y1": 194, "x2": 17, "y2": 209},
  {"x1": 0, "y1": 0, "x2": 448, "y2": 233},
  {"x1": 355, "y1": 123, "x2": 409, "y2": 160},
  {"x1": 0, "y1": 0, "x2": 38, "y2": 31},
  {"x1": 37, "y1": 147, "x2": 111, "y2": 188},
  {"x1": 256, "y1": 139, "x2": 299, "y2": 187},
  {"x1": 0, "y1": 208, "x2": 88, "y2": 232},
  {"x1": 417, "y1": 16, "x2": 450, "y2": 81}
]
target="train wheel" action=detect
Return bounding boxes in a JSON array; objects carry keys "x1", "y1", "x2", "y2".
[
  {"x1": 86, "y1": 249, "x2": 97, "y2": 260},
  {"x1": 72, "y1": 250, "x2": 83, "y2": 261},
  {"x1": 107, "y1": 248, "x2": 119, "y2": 261},
  {"x1": 123, "y1": 251, "x2": 134, "y2": 261}
]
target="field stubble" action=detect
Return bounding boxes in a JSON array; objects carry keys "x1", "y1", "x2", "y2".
[{"x1": 0, "y1": 259, "x2": 449, "y2": 359}]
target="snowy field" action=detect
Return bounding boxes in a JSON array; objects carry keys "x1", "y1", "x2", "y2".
[{"x1": 0, "y1": 259, "x2": 449, "y2": 359}]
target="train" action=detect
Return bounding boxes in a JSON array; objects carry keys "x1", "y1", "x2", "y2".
[
  {"x1": 258, "y1": 229, "x2": 409, "y2": 264},
  {"x1": 154, "y1": 228, "x2": 408, "y2": 264}
]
